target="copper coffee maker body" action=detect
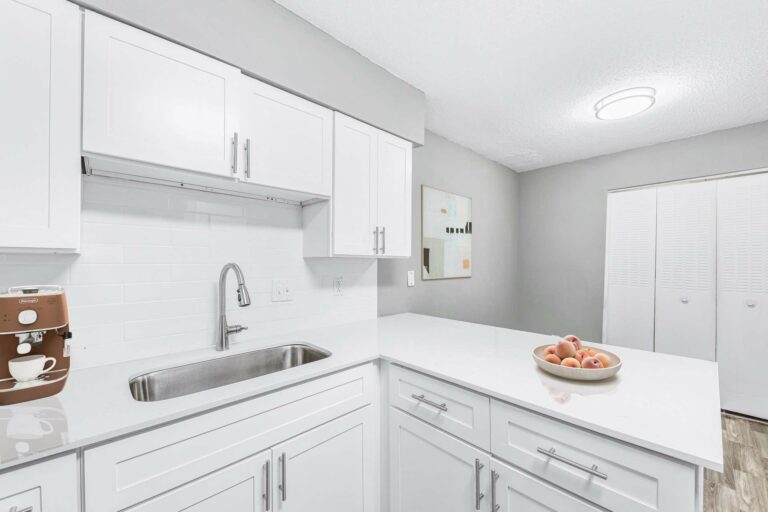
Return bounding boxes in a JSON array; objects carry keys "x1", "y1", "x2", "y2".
[{"x1": 0, "y1": 286, "x2": 72, "y2": 405}]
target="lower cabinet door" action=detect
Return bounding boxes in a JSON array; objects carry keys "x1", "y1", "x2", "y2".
[
  {"x1": 272, "y1": 406, "x2": 377, "y2": 512},
  {"x1": 126, "y1": 450, "x2": 271, "y2": 512},
  {"x1": 491, "y1": 458, "x2": 601, "y2": 512},
  {"x1": 389, "y1": 407, "x2": 491, "y2": 512},
  {"x1": 0, "y1": 453, "x2": 78, "y2": 512}
]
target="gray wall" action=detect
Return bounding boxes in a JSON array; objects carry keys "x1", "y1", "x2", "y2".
[
  {"x1": 75, "y1": 0, "x2": 425, "y2": 144},
  {"x1": 378, "y1": 131, "x2": 520, "y2": 327},
  {"x1": 516, "y1": 120, "x2": 768, "y2": 341}
]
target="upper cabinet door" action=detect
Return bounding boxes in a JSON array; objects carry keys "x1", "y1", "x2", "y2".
[
  {"x1": 82, "y1": 11, "x2": 240, "y2": 177},
  {"x1": 240, "y1": 76, "x2": 332, "y2": 196},
  {"x1": 655, "y1": 181, "x2": 716, "y2": 360},
  {"x1": 377, "y1": 132, "x2": 412, "y2": 257},
  {"x1": 603, "y1": 187, "x2": 657, "y2": 350},
  {"x1": 0, "y1": 0, "x2": 80, "y2": 251},
  {"x1": 333, "y1": 113, "x2": 378, "y2": 256}
]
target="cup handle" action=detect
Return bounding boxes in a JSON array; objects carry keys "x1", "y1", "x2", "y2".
[
  {"x1": 40, "y1": 420, "x2": 54, "y2": 434},
  {"x1": 41, "y1": 357, "x2": 57, "y2": 375}
]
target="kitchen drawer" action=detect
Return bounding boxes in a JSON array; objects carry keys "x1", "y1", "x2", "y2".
[
  {"x1": 491, "y1": 400, "x2": 696, "y2": 512},
  {"x1": 85, "y1": 363, "x2": 376, "y2": 511},
  {"x1": 0, "y1": 453, "x2": 78, "y2": 512},
  {"x1": 389, "y1": 364, "x2": 490, "y2": 449}
]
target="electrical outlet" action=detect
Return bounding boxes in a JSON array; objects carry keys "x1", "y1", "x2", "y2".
[
  {"x1": 271, "y1": 278, "x2": 293, "y2": 302},
  {"x1": 333, "y1": 277, "x2": 343, "y2": 296},
  {"x1": 407, "y1": 270, "x2": 415, "y2": 287}
]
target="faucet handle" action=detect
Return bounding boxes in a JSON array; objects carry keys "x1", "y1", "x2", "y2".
[{"x1": 227, "y1": 325, "x2": 248, "y2": 335}]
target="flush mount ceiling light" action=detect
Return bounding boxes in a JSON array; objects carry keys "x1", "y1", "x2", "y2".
[{"x1": 594, "y1": 87, "x2": 656, "y2": 120}]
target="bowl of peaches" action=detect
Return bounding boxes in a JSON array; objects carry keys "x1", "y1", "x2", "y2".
[{"x1": 532, "y1": 335, "x2": 622, "y2": 381}]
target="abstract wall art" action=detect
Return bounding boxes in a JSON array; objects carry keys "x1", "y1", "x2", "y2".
[{"x1": 421, "y1": 185, "x2": 472, "y2": 280}]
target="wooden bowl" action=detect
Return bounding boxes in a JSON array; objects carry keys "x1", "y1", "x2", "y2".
[{"x1": 532, "y1": 345, "x2": 622, "y2": 381}]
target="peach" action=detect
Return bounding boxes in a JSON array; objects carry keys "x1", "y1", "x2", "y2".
[
  {"x1": 544, "y1": 354, "x2": 562, "y2": 365},
  {"x1": 555, "y1": 340, "x2": 577, "y2": 359},
  {"x1": 564, "y1": 334, "x2": 582, "y2": 350},
  {"x1": 561, "y1": 357, "x2": 581, "y2": 368},
  {"x1": 581, "y1": 357, "x2": 604, "y2": 369},
  {"x1": 587, "y1": 348, "x2": 597, "y2": 356},
  {"x1": 575, "y1": 348, "x2": 591, "y2": 363},
  {"x1": 544, "y1": 345, "x2": 557, "y2": 356},
  {"x1": 594, "y1": 353, "x2": 611, "y2": 368}
]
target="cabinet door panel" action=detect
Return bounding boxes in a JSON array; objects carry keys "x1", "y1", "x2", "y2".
[
  {"x1": 83, "y1": 11, "x2": 239, "y2": 177},
  {"x1": 492, "y1": 459, "x2": 601, "y2": 512},
  {"x1": 0, "y1": 454, "x2": 78, "y2": 512},
  {"x1": 241, "y1": 77, "x2": 332, "y2": 196},
  {"x1": 390, "y1": 407, "x2": 491, "y2": 512},
  {"x1": 273, "y1": 407, "x2": 377, "y2": 512},
  {"x1": 0, "y1": 0, "x2": 80, "y2": 250},
  {"x1": 127, "y1": 451, "x2": 270, "y2": 512},
  {"x1": 377, "y1": 132, "x2": 412, "y2": 257},
  {"x1": 333, "y1": 112, "x2": 377, "y2": 256},
  {"x1": 655, "y1": 182, "x2": 716, "y2": 360},
  {"x1": 717, "y1": 173, "x2": 768, "y2": 419},
  {"x1": 603, "y1": 188, "x2": 657, "y2": 350}
]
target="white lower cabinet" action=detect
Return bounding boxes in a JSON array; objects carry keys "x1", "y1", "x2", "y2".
[
  {"x1": 389, "y1": 407, "x2": 491, "y2": 512},
  {"x1": 0, "y1": 453, "x2": 78, "y2": 512},
  {"x1": 273, "y1": 406, "x2": 377, "y2": 512},
  {"x1": 126, "y1": 450, "x2": 271, "y2": 512},
  {"x1": 491, "y1": 458, "x2": 601, "y2": 512}
]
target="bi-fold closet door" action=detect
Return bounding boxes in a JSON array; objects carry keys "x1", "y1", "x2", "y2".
[{"x1": 603, "y1": 181, "x2": 717, "y2": 361}]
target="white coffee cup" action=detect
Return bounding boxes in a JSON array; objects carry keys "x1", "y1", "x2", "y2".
[{"x1": 8, "y1": 355, "x2": 57, "y2": 382}]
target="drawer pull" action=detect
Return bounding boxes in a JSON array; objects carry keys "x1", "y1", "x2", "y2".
[
  {"x1": 537, "y1": 447, "x2": 608, "y2": 480},
  {"x1": 279, "y1": 452, "x2": 287, "y2": 501},
  {"x1": 411, "y1": 393, "x2": 448, "y2": 412},
  {"x1": 491, "y1": 470, "x2": 500, "y2": 511},
  {"x1": 474, "y1": 458, "x2": 485, "y2": 510},
  {"x1": 10, "y1": 508, "x2": 33, "y2": 512},
  {"x1": 264, "y1": 459, "x2": 271, "y2": 510}
]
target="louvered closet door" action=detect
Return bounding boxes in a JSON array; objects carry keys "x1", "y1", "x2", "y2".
[
  {"x1": 654, "y1": 182, "x2": 717, "y2": 360},
  {"x1": 603, "y1": 188, "x2": 657, "y2": 350},
  {"x1": 717, "y1": 173, "x2": 768, "y2": 419}
]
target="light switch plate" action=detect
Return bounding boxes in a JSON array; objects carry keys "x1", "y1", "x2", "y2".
[
  {"x1": 407, "y1": 270, "x2": 415, "y2": 287},
  {"x1": 333, "y1": 277, "x2": 343, "y2": 296},
  {"x1": 271, "y1": 278, "x2": 293, "y2": 302}
]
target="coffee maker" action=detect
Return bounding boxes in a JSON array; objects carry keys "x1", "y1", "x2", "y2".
[{"x1": 0, "y1": 286, "x2": 72, "y2": 405}]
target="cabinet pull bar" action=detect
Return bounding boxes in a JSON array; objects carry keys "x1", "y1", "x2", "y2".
[
  {"x1": 279, "y1": 452, "x2": 287, "y2": 501},
  {"x1": 537, "y1": 447, "x2": 608, "y2": 480},
  {"x1": 475, "y1": 458, "x2": 485, "y2": 510},
  {"x1": 491, "y1": 470, "x2": 500, "y2": 512},
  {"x1": 231, "y1": 132, "x2": 239, "y2": 175},
  {"x1": 381, "y1": 226, "x2": 386, "y2": 254},
  {"x1": 411, "y1": 393, "x2": 448, "y2": 412},
  {"x1": 10, "y1": 508, "x2": 32, "y2": 512},
  {"x1": 244, "y1": 138, "x2": 251, "y2": 179},
  {"x1": 373, "y1": 226, "x2": 380, "y2": 254},
  {"x1": 264, "y1": 459, "x2": 271, "y2": 510}
]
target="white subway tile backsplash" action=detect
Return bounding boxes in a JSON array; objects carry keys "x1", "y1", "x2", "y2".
[{"x1": 0, "y1": 177, "x2": 376, "y2": 369}]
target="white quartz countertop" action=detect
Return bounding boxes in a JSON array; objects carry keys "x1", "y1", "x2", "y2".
[{"x1": 0, "y1": 313, "x2": 723, "y2": 472}]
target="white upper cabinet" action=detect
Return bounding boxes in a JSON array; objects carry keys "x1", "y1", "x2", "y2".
[
  {"x1": 0, "y1": 0, "x2": 81, "y2": 252},
  {"x1": 82, "y1": 11, "x2": 240, "y2": 178},
  {"x1": 303, "y1": 112, "x2": 412, "y2": 258},
  {"x1": 655, "y1": 181, "x2": 716, "y2": 360},
  {"x1": 240, "y1": 76, "x2": 333, "y2": 196},
  {"x1": 377, "y1": 131, "x2": 413, "y2": 257}
]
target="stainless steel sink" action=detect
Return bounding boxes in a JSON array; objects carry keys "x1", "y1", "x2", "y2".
[{"x1": 129, "y1": 343, "x2": 331, "y2": 402}]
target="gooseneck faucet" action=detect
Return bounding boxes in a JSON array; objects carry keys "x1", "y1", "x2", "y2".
[{"x1": 218, "y1": 263, "x2": 251, "y2": 351}]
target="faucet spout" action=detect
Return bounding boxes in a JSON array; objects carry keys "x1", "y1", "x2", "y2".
[{"x1": 218, "y1": 263, "x2": 251, "y2": 351}]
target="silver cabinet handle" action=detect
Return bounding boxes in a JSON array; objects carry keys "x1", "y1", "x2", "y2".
[
  {"x1": 537, "y1": 447, "x2": 608, "y2": 480},
  {"x1": 10, "y1": 508, "x2": 33, "y2": 512},
  {"x1": 681, "y1": 296, "x2": 689, "y2": 304},
  {"x1": 231, "y1": 132, "x2": 239, "y2": 175},
  {"x1": 475, "y1": 459, "x2": 485, "y2": 510},
  {"x1": 747, "y1": 300, "x2": 757, "y2": 308},
  {"x1": 373, "y1": 226, "x2": 380, "y2": 254},
  {"x1": 244, "y1": 138, "x2": 251, "y2": 179},
  {"x1": 279, "y1": 452, "x2": 287, "y2": 502},
  {"x1": 264, "y1": 459, "x2": 271, "y2": 511},
  {"x1": 381, "y1": 226, "x2": 386, "y2": 254},
  {"x1": 411, "y1": 393, "x2": 448, "y2": 412},
  {"x1": 491, "y1": 470, "x2": 500, "y2": 512}
]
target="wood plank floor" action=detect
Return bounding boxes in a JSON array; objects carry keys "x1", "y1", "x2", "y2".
[{"x1": 704, "y1": 413, "x2": 768, "y2": 511}]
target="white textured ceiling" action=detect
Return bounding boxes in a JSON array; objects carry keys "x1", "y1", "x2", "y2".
[{"x1": 275, "y1": 0, "x2": 768, "y2": 171}]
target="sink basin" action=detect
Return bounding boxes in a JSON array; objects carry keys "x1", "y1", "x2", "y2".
[{"x1": 129, "y1": 343, "x2": 331, "y2": 402}]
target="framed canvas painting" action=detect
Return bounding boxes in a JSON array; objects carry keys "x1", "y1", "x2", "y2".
[{"x1": 421, "y1": 185, "x2": 472, "y2": 280}]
